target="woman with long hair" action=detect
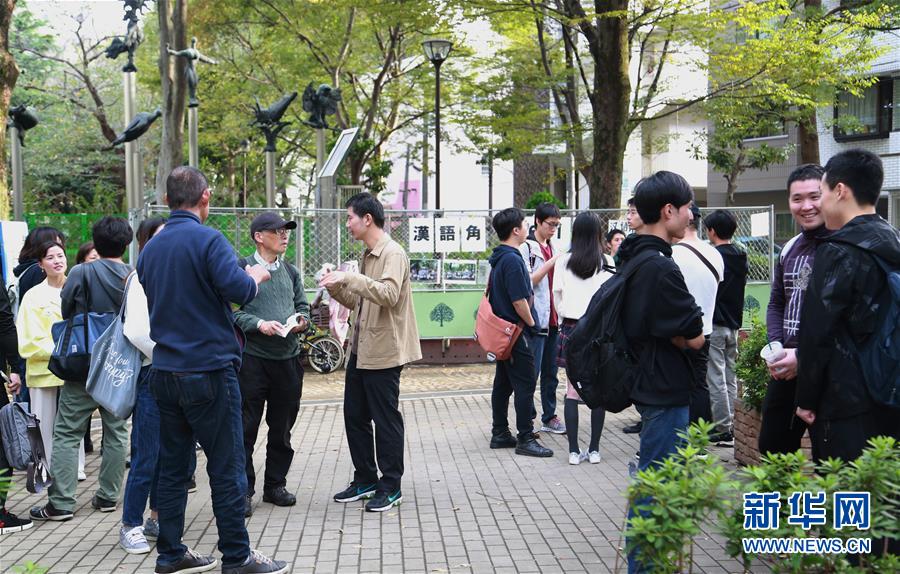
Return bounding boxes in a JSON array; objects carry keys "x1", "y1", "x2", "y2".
[
  {"x1": 16, "y1": 240, "x2": 86, "y2": 479},
  {"x1": 553, "y1": 212, "x2": 614, "y2": 464}
]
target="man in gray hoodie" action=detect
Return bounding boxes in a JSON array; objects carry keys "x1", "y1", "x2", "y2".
[{"x1": 31, "y1": 217, "x2": 133, "y2": 522}]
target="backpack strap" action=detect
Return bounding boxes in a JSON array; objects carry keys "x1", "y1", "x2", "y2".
[
  {"x1": 19, "y1": 404, "x2": 52, "y2": 494},
  {"x1": 673, "y1": 242, "x2": 720, "y2": 282},
  {"x1": 779, "y1": 233, "x2": 802, "y2": 265}
]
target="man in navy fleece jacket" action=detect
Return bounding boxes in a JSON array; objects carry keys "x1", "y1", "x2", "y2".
[{"x1": 138, "y1": 166, "x2": 288, "y2": 574}]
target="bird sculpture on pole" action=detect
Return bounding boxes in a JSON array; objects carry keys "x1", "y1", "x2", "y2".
[
  {"x1": 105, "y1": 0, "x2": 151, "y2": 73},
  {"x1": 251, "y1": 92, "x2": 298, "y2": 152},
  {"x1": 7, "y1": 105, "x2": 39, "y2": 146},
  {"x1": 302, "y1": 83, "x2": 341, "y2": 130},
  {"x1": 107, "y1": 108, "x2": 162, "y2": 149}
]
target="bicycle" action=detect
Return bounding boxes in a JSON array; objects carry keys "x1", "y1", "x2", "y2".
[{"x1": 299, "y1": 324, "x2": 345, "y2": 374}]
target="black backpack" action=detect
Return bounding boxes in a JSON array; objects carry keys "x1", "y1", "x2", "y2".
[{"x1": 564, "y1": 249, "x2": 659, "y2": 412}]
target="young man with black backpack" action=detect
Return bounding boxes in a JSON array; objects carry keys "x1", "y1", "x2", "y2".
[
  {"x1": 619, "y1": 171, "x2": 704, "y2": 573},
  {"x1": 795, "y1": 149, "x2": 900, "y2": 462}
]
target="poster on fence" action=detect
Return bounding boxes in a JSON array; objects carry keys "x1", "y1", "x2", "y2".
[
  {"x1": 435, "y1": 218, "x2": 462, "y2": 253},
  {"x1": 750, "y1": 212, "x2": 770, "y2": 237},
  {"x1": 459, "y1": 218, "x2": 486, "y2": 252},
  {"x1": 408, "y1": 218, "x2": 434, "y2": 253},
  {"x1": 443, "y1": 259, "x2": 477, "y2": 284}
]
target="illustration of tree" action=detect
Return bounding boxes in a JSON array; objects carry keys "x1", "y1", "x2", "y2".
[
  {"x1": 744, "y1": 296, "x2": 760, "y2": 313},
  {"x1": 430, "y1": 303, "x2": 454, "y2": 327}
]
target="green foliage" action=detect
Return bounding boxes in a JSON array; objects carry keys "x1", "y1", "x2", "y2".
[
  {"x1": 629, "y1": 433, "x2": 900, "y2": 573},
  {"x1": 724, "y1": 437, "x2": 900, "y2": 572},
  {"x1": 11, "y1": 563, "x2": 48, "y2": 574},
  {"x1": 736, "y1": 318, "x2": 770, "y2": 412},
  {"x1": 525, "y1": 192, "x2": 565, "y2": 210},
  {"x1": 627, "y1": 421, "x2": 741, "y2": 573}
]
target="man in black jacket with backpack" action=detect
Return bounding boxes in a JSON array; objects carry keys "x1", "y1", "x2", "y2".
[
  {"x1": 796, "y1": 149, "x2": 900, "y2": 462},
  {"x1": 620, "y1": 171, "x2": 705, "y2": 573}
]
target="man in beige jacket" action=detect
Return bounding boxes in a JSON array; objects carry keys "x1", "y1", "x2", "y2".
[{"x1": 320, "y1": 192, "x2": 421, "y2": 512}]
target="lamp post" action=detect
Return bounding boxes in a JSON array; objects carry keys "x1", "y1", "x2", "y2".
[{"x1": 422, "y1": 38, "x2": 452, "y2": 211}]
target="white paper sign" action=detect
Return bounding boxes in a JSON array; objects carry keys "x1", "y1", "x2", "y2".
[
  {"x1": 750, "y1": 212, "x2": 770, "y2": 237},
  {"x1": 555, "y1": 217, "x2": 574, "y2": 252},
  {"x1": 408, "y1": 218, "x2": 434, "y2": 253},
  {"x1": 434, "y1": 218, "x2": 462, "y2": 253},
  {"x1": 459, "y1": 218, "x2": 486, "y2": 252}
]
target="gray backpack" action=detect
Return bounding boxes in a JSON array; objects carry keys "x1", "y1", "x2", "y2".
[{"x1": 0, "y1": 402, "x2": 53, "y2": 493}]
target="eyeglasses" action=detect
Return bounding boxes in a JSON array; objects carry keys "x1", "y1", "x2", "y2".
[
  {"x1": 544, "y1": 221, "x2": 561, "y2": 228},
  {"x1": 265, "y1": 229, "x2": 292, "y2": 238}
]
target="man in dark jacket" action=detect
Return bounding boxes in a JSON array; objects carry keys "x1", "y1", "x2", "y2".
[
  {"x1": 486, "y1": 207, "x2": 551, "y2": 458},
  {"x1": 138, "y1": 167, "x2": 287, "y2": 574},
  {"x1": 32, "y1": 217, "x2": 133, "y2": 523},
  {"x1": 704, "y1": 209, "x2": 748, "y2": 445},
  {"x1": 621, "y1": 171, "x2": 705, "y2": 574},
  {"x1": 796, "y1": 149, "x2": 900, "y2": 462},
  {"x1": 758, "y1": 164, "x2": 829, "y2": 456}
]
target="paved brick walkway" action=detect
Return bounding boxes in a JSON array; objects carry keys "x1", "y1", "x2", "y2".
[{"x1": 1, "y1": 366, "x2": 768, "y2": 573}]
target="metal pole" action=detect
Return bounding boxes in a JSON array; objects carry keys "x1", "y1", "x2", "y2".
[
  {"x1": 403, "y1": 144, "x2": 411, "y2": 210},
  {"x1": 123, "y1": 71, "x2": 137, "y2": 212},
  {"x1": 488, "y1": 152, "x2": 493, "y2": 214},
  {"x1": 421, "y1": 113, "x2": 429, "y2": 210},
  {"x1": 188, "y1": 107, "x2": 199, "y2": 168},
  {"x1": 434, "y1": 62, "x2": 442, "y2": 211},
  {"x1": 133, "y1": 138, "x2": 144, "y2": 211},
  {"x1": 265, "y1": 151, "x2": 276, "y2": 207},
  {"x1": 242, "y1": 152, "x2": 248, "y2": 208},
  {"x1": 315, "y1": 128, "x2": 326, "y2": 208},
  {"x1": 9, "y1": 127, "x2": 23, "y2": 221}
]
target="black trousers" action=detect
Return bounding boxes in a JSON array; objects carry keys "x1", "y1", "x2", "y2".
[
  {"x1": 491, "y1": 333, "x2": 537, "y2": 439},
  {"x1": 0, "y1": 387, "x2": 9, "y2": 507},
  {"x1": 810, "y1": 408, "x2": 899, "y2": 463},
  {"x1": 239, "y1": 353, "x2": 303, "y2": 496},
  {"x1": 758, "y1": 377, "x2": 810, "y2": 457},
  {"x1": 344, "y1": 354, "x2": 404, "y2": 493},
  {"x1": 687, "y1": 338, "x2": 712, "y2": 425}
]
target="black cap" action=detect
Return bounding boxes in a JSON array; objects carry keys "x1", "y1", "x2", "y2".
[
  {"x1": 690, "y1": 203, "x2": 702, "y2": 220},
  {"x1": 250, "y1": 212, "x2": 297, "y2": 240}
]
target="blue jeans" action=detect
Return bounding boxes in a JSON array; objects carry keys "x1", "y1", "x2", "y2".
[
  {"x1": 627, "y1": 404, "x2": 689, "y2": 574},
  {"x1": 150, "y1": 367, "x2": 250, "y2": 569},
  {"x1": 122, "y1": 367, "x2": 159, "y2": 527},
  {"x1": 530, "y1": 327, "x2": 560, "y2": 424}
]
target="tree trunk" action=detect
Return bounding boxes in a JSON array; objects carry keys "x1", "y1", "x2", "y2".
[
  {"x1": 589, "y1": 0, "x2": 630, "y2": 208},
  {"x1": 155, "y1": 0, "x2": 188, "y2": 203},
  {"x1": 0, "y1": 0, "x2": 19, "y2": 220},
  {"x1": 797, "y1": 115, "x2": 820, "y2": 164}
]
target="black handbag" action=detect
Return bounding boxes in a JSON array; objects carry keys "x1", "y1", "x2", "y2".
[{"x1": 48, "y1": 266, "x2": 116, "y2": 383}]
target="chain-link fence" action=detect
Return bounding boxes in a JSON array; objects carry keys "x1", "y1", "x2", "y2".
[{"x1": 133, "y1": 204, "x2": 775, "y2": 287}]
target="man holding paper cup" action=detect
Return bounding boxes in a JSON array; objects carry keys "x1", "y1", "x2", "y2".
[{"x1": 234, "y1": 212, "x2": 311, "y2": 516}]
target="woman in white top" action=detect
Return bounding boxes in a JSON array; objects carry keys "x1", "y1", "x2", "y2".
[
  {"x1": 118, "y1": 217, "x2": 165, "y2": 555},
  {"x1": 16, "y1": 240, "x2": 87, "y2": 479},
  {"x1": 553, "y1": 212, "x2": 615, "y2": 465}
]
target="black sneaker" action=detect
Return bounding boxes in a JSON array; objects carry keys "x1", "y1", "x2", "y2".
[
  {"x1": 222, "y1": 549, "x2": 288, "y2": 574},
  {"x1": 365, "y1": 490, "x2": 402, "y2": 512},
  {"x1": 0, "y1": 508, "x2": 33, "y2": 534},
  {"x1": 92, "y1": 495, "x2": 117, "y2": 513},
  {"x1": 263, "y1": 486, "x2": 296, "y2": 507},
  {"x1": 244, "y1": 494, "x2": 253, "y2": 518},
  {"x1": 623, "y1": 421, "x2": 642, "y2": 434},
  {"x1": 30, "y1": 503, "x2": 73, "y2": 522},
  {"x1": 187, "y1": 476, "x2": 197, "y2": 494},
  {"x1": 154, "y1": 547, "x2": 218, "y2": 574},
  {"x1": 333, "y1": 482, "x2": 377, "y2": 503},
  {"x1": 489, "y1": 430, "x2": 517, "y2": 449},
  {"x1": 515, "y1": 436, "x2": 553, "y2": 458},
  {"x1": 711, "y1": 432, "x2": 735, "y2": 447}
]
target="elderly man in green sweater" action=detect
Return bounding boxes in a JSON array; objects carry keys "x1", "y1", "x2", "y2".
[{"x1": 234, "y1": 212, "x2": 310, "y2": 517}]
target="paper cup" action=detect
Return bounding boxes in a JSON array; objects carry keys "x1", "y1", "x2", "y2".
[{"x1": 760, "y1": 341, "x2": 786, "y2": 365}]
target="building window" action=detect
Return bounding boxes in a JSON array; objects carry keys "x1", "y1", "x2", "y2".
[
  {"x1": 834, "y1": 77, "x2": 893, "y2": 141},
  {"x1": 775, "y1": 213, "x2": 796, "y2": 243}
]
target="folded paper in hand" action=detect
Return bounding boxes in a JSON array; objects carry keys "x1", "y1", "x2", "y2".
[{"x1": 273, "y1": 314, "x2": 304, "y2": 338}]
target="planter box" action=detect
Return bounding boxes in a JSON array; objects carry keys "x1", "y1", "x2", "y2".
[{"x1": 733, "y1": 396, "x2": 813, "y2": 466}]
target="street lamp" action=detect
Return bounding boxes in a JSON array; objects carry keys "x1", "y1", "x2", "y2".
[{"x1": 423, "y1": 38, "x2": 452, "y2": 210}]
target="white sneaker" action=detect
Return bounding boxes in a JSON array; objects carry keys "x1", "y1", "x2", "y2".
[
  {"x1": 119, "y1": 525, "x2": 151, "y2": 554},
  {"x1": 588, "y1": 451, "x2": 601, "y2": 464},
  {"x1": 77, "y1": 470, "x2": 86, "y2": 481},
  {"x1": 568, "y1": 451, "x2": 582, "y2": 465}
]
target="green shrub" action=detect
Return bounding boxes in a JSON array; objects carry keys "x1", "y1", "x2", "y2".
[
  {"x1": 524, "y1": 191, "x2": 566, "y2": 210},
  {"x1": 736, "y1": 318, "x2": 770, "y2": 411}
]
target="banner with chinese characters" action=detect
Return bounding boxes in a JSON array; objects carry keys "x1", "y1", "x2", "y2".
[{"x1": 408, "y1": 218, "x2": 434, "y2": 253}]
